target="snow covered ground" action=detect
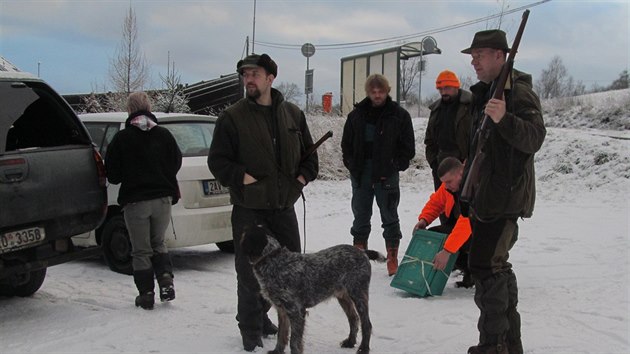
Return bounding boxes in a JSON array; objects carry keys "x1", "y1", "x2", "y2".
[{"x1": 1, "y1": 90, "x2": 628, "y2": 354}]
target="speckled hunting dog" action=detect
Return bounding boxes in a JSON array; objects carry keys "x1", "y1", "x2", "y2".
[{"x1": 240, "y1": 225, "x2": 384, "y2": 354}]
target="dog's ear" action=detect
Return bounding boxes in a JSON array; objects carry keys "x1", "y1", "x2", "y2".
[{"x1": 240, "y1": 225, "x2": 269, "y2": 258}]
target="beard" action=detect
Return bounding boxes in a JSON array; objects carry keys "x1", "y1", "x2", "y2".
[
  {"x1": 246, "y1": 85, "x2": 261, "y2": 100},
  {"x1": 441, "y1": 94, "x2": 454, "y2": 103}
]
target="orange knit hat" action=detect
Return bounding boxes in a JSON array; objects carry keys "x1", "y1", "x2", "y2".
[{"x1": 435, "y1": 70, "x2": 460, "y2": 89}]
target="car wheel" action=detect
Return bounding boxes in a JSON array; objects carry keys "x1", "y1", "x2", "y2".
[
  {"x1": 216, "y1": 240, "x2": 235, "y2": 253},
  {"x1": 0, "y1": 268, "x2": 47, "y2": 297},
  {"x1": 101, "y1": 215, "x2": 133, "y2": 275}
]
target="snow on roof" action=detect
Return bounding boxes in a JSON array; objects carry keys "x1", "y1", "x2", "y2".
[{"x1": 0, "y1": 55, "x2": 21, "y2": 72}]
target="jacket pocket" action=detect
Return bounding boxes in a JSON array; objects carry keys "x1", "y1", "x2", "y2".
[{"x1": 242, "y1": 179, "x2": 268, "y2": 207}]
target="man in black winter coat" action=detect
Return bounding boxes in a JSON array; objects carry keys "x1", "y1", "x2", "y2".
[
  {"x1": 207, "y1": 53, "x2": 319, "y2": 352},
  {"x1": 106, "y1": 91, "x2": 182, "y2": 310},
  {"x1": 341, "y1": 73, "x2": 415, "y2": 277}
]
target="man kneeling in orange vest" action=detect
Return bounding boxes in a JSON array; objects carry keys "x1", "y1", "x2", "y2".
[{"x1": 413, "y1": 157, "x2": 473, "y2": 288}]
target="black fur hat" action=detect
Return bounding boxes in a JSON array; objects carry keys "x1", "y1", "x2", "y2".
[{"x1": 237, "y1": 53, "x2": 278, "y2": 78}]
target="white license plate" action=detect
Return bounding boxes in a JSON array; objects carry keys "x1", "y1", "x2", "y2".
[
  {"x1": 203, "y1": 180, "x2": 228, "y2": 196},
  {"x1": 0, "y1": 227, "x2": 46, "y2": 253}
]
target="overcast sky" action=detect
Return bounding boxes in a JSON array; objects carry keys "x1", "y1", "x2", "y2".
[{"x1": 1, "y1": 0, "x2": 628, "y2": 106}]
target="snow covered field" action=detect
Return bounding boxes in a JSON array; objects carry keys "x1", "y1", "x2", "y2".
[{"x1": 1, "y1": 90, "x2": 628, "y2": 354}]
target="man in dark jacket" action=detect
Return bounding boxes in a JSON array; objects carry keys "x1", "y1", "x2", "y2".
[
  {"x1": 461, "y1": 30, "x2": 546, "y2": 354},
  {"x1": 106, "y1": 91, "x2": 182, "y2": 310},
  {"x1": 341, "y1": 73, "x2": 415, "y2": 276},
  {"x1": 207, "y1": 53, "x2": 319, "y2": 352},
  {"x1": 425, "y1": 70, "x2": 473, "y2": 191}
]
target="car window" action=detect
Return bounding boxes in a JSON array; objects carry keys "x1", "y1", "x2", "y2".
[
  {"x1": 84, "y1": 122, "x2": 120, "y2": 157},
  {"x1": 1, "y1": 81, "x2": 90, "y2": 153},
  {"x1": 161, "y1": 121, "x2": 214, "y2": 157}
]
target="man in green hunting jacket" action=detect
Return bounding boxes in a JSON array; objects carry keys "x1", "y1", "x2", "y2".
[
  {"x1": 207, "y1": 53, "x2": 319, "y2": 352},
  {"x1": 461, "y1": 30, "x2": 546, "y2": 354}
]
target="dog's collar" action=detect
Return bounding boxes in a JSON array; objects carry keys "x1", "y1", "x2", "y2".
[{"x1": 252, "y1": 247, "x2": 283, "y2": 266}]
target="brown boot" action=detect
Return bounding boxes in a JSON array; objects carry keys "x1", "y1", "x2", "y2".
[
  {"x1": 386, "y1": 247, "x2": 398, "y2": 276},
  {"x1": 353, "y1": 239, "x2": 367, "y2": 251}
]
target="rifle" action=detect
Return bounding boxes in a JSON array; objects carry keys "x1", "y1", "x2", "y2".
[
  {"x1": 301, "y1": 130, "x2": 333, "y2": 162},
  {"x1": 460, "y1": 9, "x2": 530, "y2": 203}
]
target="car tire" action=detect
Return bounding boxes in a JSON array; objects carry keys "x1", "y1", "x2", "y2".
[
  {"x1": 0, "y1": 268, "x2": 47, "y2": 297},
  {"x1": 101, "y1": 215, "x2": 133, "y2": 275},
  {"x1": 216, "y1": 240, "x2": 235, "y2": 253}
]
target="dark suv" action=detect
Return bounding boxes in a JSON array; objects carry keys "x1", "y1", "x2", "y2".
[{"x1": 0, "y1": 68, "x2": 107, "y2": 296}]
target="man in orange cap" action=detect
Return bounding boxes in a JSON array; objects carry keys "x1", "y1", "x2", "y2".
[
  {"x1": 424, "y1": 70, "x2": 473, "y2": 224},
  {"x1": 425, "y1": 70, "x2": 472, "y2": 192}
]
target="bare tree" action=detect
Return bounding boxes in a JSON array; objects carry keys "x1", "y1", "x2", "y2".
[
  {"x1": 535, "y1": 56, "x2": 567, "y2": 99},
  {"x1": 459, "y1": 75, "x2": 475, "y2": 91},
  {"x1": 609, "y1": 70, "x2": 629, "y2": 90},
  {"x1": 108, "y1": 6, "x2": 149, "y2": 99},
  {"x1": 535, "y1": 56, "x2": 585, "y2": 99},
  {"x1": 276, "y1": 82, "x2": 301, "y2": 104},
  {"x1": 153, "y1": 52, "x2": 190, "y2": 113},
  {"x1": 400, "y1": 58, "x2": 419, "y2": 103}
]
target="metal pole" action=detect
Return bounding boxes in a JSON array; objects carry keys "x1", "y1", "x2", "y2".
[
  {"x1": 306, "y1": 56, "x2": 310, "y2": 114},
  {"x1": 252, "y1": 0, "x2": 257, "y2": 53},
  {"x1": 418, "y1": 50, "x2": 423, "y2": 117}
]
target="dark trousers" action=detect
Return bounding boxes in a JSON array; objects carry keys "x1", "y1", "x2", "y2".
[
  {"x1": 350, "y1": 172, "x2": 402, "y2": 245},
  {"x1": 469, "y1": 217, "x2": 521, "y2": 349},
  {"x1": 232, "y1": 204, "x2": 301, "y2": 336}
]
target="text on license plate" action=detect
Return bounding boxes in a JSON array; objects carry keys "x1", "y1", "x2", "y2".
[
  {"x1": 0, "y1": 227, "x2": 46, "y2": 253},
  {"x1": 203, "y1": 180, "x2": 228, "y2": 196}
]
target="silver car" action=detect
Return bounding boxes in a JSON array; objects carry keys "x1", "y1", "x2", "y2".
[{"x1": 72, "y1": 112, "x2": 233, "y2": 274}]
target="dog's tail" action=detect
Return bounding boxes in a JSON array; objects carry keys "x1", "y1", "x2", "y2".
[{"x1": 365, "y1": 250, "x2": 386, "y2": 262}]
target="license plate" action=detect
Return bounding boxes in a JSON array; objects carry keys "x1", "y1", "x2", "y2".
[
  {"x1": 0, "y1": 227, "x2": 46, "y2": 253},
  {"x1": 202, "y1": 180, "x2": 228, "y2": 196}
]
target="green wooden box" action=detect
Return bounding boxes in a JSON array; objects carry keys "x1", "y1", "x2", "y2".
[{"x1": 390, "y1": 229, "x2": 459, "y2": 297}]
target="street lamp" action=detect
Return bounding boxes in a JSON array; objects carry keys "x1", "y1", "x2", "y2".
[{"x1": 417, "y1": 36, "x2": 441, "y2": 117}]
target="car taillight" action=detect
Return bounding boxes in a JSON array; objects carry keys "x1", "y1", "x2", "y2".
[
  {"x1": 0, "y1": 157, "x2": 26, "y2": 167},
  {"x1": 92, "y1": 147, "x2": 107, "y2": 187}
]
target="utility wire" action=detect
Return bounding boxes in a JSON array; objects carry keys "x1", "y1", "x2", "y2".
[{"x1": 255, "y1": 0, "x2": 550, "y2": 51}]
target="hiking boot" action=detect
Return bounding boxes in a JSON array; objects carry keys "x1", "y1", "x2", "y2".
[
  {"x1": 353, "y1": 239, "x2": 367, "y2": 251},
  {"x1": 157, "y1": 273, "x2": 175, "y2": 302},
  {"x1": 386, "y1": 247, "x2": 399, "y2": 276},
  {"x1": 467, "y1": 343, "x2": 508, "y2": 354},
  {"x1": 242, "y1": 333, "x2": 263, "y2": 352},
  {"x1": 135, "y1": 291, "x2": 155, "y2": 310},
  {"x1": 263, "y1": 316, "x2": 278, "y2": 336}
]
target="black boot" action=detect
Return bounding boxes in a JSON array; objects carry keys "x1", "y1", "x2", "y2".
[
  {"x1": 133, "y1": 269, "x2": 155, "y2": 310},
  {"x1": 135, "y1": 291, "x2": 155, "y2": 310},
  {"x1": 157, "y1": 273, "x2": 175, "y2": 302},
  {"x1": 241, "y1": 331, "x2": 263, "y2": 352},
  {"x1": 262, "y1": 314, "x2": 278, "y2": 337},
  {"x1": 152, "y1": 253, "x2": 175, "y2": 302}
]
